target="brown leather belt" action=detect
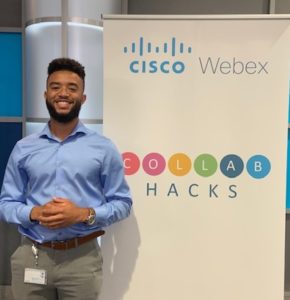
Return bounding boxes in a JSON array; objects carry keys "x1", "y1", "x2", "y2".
[{"x1": 29, "y1": 230, "x2": 105, "y2": 250}]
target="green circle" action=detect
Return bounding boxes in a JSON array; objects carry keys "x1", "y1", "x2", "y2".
[{"x1": 194, "y1": 154, "x2": 218, "y2": 177}]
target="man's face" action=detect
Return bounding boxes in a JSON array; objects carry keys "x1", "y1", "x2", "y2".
[{"x1": 44, "y1": 70, "x2": 86, "y2": 123}]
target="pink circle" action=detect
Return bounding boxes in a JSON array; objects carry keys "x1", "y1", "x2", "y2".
[
  {"x1": 122, "y1": 152, "x2": 140, "y2": 175},
  {"x1": 142, "y1": 153, "x2": 166, "y2": 176}
]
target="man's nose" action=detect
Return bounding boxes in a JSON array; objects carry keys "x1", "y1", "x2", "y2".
[{"x1": 58, "y1": 87, "x2": 69, "y2": 97}]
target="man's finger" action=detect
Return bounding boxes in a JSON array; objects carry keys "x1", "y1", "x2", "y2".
[{"x1": 52, "y1": 197, "x2": 69, "y2": 204}]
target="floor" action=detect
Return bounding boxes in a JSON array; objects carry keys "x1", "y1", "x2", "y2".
[{"x1": 1, "y1": 286, "x2": 290, "y2": 300}]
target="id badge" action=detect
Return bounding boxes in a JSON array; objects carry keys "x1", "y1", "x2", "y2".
[{"x1": 24, "y1": 268, "x2": 47, "y2": 285}]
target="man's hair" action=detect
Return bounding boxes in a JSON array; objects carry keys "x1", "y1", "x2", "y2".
[{"x1": 47, "y1": 57, "x2": 86, "y2": 85}]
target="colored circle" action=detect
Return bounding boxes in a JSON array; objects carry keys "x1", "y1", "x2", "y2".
[
  {"x1": 122, "y1": 152, "x2": 140, "y2": 175},
  {"x1": 246, "y1": 155, "x2": 271, "y2": 179},
  {"x1": 168, "y1": 153, "x2": 191, "y2": 176},
  {"x1": 142, "y1": 153, "x2": 166, "y2": 176},
  {"x1": 194, "y1": 154, "x2": 218, "y2": 177},
  {"x1": 220, "y1": 154, "x2": 244, "y2": 178}
]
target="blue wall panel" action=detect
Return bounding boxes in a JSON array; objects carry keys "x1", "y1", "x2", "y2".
[
  {"x1": 288, "y1": 88, "x2": 290, "y2": 123},
  {"x1": 0, "y1": 122, "x2": 22, "y2": 187},
  {"x1": 0, "y1": 32, "x2": 22, "y2": 117},
  {"x1": 0, "y1": 122, "x2": 22, "y2": 287}
]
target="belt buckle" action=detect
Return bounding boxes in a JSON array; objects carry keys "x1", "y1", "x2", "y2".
[
  {"x1": 55, "y1": 238, "x2": 79, "y2": 250},
  {"x1": 64, "y1": 237, "x2": 78, "y2": 249}
]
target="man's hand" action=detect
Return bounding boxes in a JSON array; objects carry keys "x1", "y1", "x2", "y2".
[{"x1": 30, "y1": 197, "x2": 90, "y2": 229}]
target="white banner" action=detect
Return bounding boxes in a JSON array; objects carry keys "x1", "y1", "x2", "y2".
[{"x1": 101, "y1": 16, "x2": 290, "y2": 300}]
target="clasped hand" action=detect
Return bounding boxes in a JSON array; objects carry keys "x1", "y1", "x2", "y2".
[{"x1": 31, "y1": 197, "x2": 87, "y2": 229}]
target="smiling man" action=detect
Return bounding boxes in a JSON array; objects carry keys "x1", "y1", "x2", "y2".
[
  {"x1": 45, "y1": 65, "x2": 85, "y2": 125},
  {"x1": 0, "y1": 58, "x2": 132, "y2": 300}
]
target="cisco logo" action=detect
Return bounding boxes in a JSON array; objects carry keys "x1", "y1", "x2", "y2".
[{"x1": 123, "y1": 37, "x2": 190, "y2": 74}]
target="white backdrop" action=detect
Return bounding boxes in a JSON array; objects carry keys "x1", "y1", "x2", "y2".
[{"x1": 101, "y1": 16, "x2": 290, "y2": 300}]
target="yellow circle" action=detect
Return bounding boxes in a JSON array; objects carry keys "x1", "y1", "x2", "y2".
[{"x1": 168, "y1": 153, "x2": 192, "y2": 176}]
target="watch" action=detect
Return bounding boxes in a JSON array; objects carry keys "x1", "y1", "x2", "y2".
[{"x1": 85, "y1": 208, "x2": 96, "y2": 225}]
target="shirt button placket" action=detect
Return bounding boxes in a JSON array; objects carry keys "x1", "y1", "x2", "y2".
[{"x1": 55, "y1": 143, "x2": 62, "y2": 196}]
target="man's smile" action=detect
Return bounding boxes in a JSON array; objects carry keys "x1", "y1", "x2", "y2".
[{"x1": 54, "y1": 99, "x2": 74, "y2": 109}]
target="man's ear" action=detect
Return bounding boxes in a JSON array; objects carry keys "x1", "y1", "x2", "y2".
[{"x1": 81, "y1": 94, "x2": 87, "y2": 104}]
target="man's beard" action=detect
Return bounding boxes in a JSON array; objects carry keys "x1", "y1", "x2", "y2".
[{"x1": 46, "y1": 99, "x2": 82, "y2": 123}]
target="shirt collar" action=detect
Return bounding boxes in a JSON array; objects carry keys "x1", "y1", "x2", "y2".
[{"x1": 39, "y1": 120, "x2": 89, "y2": 140}]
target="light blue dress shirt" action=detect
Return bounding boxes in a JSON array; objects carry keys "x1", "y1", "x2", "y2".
[{"x1": 0, "y1": 122, "x2": 132, "y2": 243}]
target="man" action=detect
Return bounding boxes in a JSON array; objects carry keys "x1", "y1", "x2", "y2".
[{"x1": 0, "y1": 58, "x2": 132, "y2": 300}]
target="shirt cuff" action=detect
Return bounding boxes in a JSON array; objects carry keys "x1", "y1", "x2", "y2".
[
  {"x1": 94, "y1": 205, "x2": 109, "y2": 226},
  {"x1": 18, "y1": 205, "x2": 38, "y2": 228}
]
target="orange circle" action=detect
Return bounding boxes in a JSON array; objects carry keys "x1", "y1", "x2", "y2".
[{"x1": 168, "y1": 153, "x2": 192, "y2": 176}]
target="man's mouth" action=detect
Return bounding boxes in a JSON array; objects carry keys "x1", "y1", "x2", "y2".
[
  {"x1": 55, "y1": 99, "x2": 73, "y2": 103},
  {"x1": 55, "y1": 99, "x2": 73, "y2": 108}
]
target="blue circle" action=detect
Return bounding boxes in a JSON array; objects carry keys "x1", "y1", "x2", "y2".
[
  {"x1": 246, "y1": 155, "x2": 271, "y2": 179},
  {"x1": 220, "y1": 154, "x2": 244, "y2": 178}
]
